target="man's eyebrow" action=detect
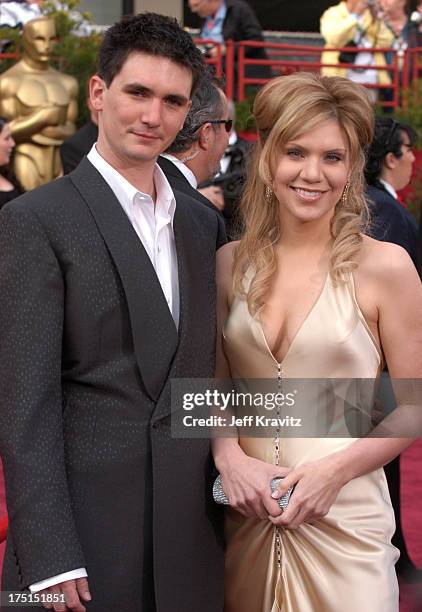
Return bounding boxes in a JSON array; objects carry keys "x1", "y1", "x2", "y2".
[{"x1": 123, "y1": 83, "x2": 189, "y2": 104}]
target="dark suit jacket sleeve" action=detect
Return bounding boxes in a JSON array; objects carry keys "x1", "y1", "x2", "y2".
[{"x1": 0, "y1": 204, "x2": 85, "y2": 587}]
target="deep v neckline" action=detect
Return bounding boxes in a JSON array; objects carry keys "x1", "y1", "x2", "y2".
[{"x1": 257, "y1": 273, "x2": 330, "y2": 366}]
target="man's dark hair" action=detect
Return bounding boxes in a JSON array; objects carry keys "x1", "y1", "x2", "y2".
[
  {"x1": 365, "y1": 117, "x2": 417, "y2": 185},
  {"x1": 98, "y1": 12, "x2": 205, "y2": 93},
  {"x1": 165, "y1": 73, "x2": 225, "y2": 154}
]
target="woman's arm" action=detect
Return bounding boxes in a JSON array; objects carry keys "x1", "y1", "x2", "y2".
[{"x1": 212, "y1": 243, "x2": 285, "y2": 519}]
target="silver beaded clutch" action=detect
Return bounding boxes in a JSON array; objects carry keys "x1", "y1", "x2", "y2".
[{"x1": 213, "y1": 475, "x2": 294, "y2": 510}]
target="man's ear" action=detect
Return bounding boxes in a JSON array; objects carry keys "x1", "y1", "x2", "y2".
[
  {"x1": 384, "y1": 151, "x2": 400, "y2": 171},
  {"x1": 90, "y1": 75, "x2": 106, "y2": 111},
  {"x1": 198, "y1": 123, "x2": 212, "y2": 150}
]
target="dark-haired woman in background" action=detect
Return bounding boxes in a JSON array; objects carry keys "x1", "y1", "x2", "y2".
[{"x1": 0, "y1": 117, "x2": 19, "y2": 209}]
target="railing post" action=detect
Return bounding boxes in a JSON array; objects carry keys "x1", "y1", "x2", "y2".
[
  {"x1": 401, "y1": 47, "x2": 409, "y2": 111},
  {"x1": 215, "y1": 42, "x2": 222, "y2": 78},
  {"x1": 237, "y1": 44, "x2": 245, "y2": 101},
  {"x1": 225, "y1": 39, "x2": 234, "y2": 100}
]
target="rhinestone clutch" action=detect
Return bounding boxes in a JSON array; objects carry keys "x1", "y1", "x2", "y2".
[{"x1": 213, "y1": 475, "x2": 294, "y2": 510}]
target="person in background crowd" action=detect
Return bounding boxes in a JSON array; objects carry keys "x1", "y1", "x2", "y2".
[
  {"x1": 365, "y1": 115, "x2": 421, "y2": 582},
  {"x1": 382, "y1": 0, "x2": 422, "y2": 47},
  {"x1": 365, "y1": 116, "x2": 418, "y2": 267},
  {"x1": 409, "y1": 0, "x2": 422, "y2": 41},
  {"x1": 199, "y1": 98, "x2": 251, "y2": 239},
  {"x1": 378, "y1": 1, "x2": 416, "y2": 102},
  {"x1": 159, "y1": 72, "x2": 230, "y2": 220},
  {"x1": 188, "y1": 0, "x2": 272, "y2": 81},
  {"x1": 320, "y1": 1, "x2": 394, "y2": 101},
  {"x1": 60, "y1": 94, "x2": 98, "y2": 174},
  {"x1": 407, "y1": 0, "x2": 422, "y2": 76},
  {"x1": 0, "y1": 116, "x2": 19, "y2": 208},
  {"x1": 0, "y1": 12, "x2": 225, "y2": 612}
]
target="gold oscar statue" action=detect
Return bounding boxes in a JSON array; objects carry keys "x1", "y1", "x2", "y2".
[{"x1": 0, "y1": 17, "x2": 78, "y2": 190}]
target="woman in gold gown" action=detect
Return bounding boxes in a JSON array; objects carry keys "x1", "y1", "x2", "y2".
[{"x1": 214, "y1": 73, "x2": 422, "y2": 612}]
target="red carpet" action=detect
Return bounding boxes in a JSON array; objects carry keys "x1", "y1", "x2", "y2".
[
  {"x1": 399, "y1": 439, "x2": 422, "y2": 612},
  {"x1": 1, "y1": 444, "x2": 421, "y2": 607},
  {"x1": 0, "y1": 459, "x2": 6, "y2": 589}
]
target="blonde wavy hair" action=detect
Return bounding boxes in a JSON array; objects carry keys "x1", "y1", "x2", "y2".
[{"x1": 233, "y1": 72, "x2": 374, "y2": 317}]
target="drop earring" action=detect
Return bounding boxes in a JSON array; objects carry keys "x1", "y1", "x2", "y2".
[
  {"x1": 265, "y1": 185, "x2": 273, "y2": 204},
  {"x1": 341, "y1": 181, "x2": 350, "y2": 206}
]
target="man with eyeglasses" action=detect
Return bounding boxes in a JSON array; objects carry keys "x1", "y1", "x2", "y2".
[
  {"x1": 364, "y1": 115, "x2": 421, "y2": 583},
  {"x1": 159, "y1": 72, "x2": 231, "y2": 216}
]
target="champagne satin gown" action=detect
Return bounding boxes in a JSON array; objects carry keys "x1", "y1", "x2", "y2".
[{"x1": 222, "y1": 272, "x2": 399, "y2": 612}]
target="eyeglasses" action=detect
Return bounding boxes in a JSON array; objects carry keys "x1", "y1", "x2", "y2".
[{"x1": 208, "y1": 119, "x2": 233, "y2": 133}]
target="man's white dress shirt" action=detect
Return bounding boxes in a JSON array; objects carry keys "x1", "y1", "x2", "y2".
[
  {"x1": 379, "y1": 178, "x2": 398, "y2": 200},
  {"x1": 160, "y1": 153, "x2": 198, "y2": 189}
]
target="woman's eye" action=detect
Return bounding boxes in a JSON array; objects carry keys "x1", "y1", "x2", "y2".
[
  {"x1": 286, "y1": 149, "x2": 302, "y2": 158},
  {"x1": 326, "y1": 154, "x2": 342, "y2": 162}
]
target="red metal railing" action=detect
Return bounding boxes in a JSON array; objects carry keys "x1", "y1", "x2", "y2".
[
  {"x1": 192, "y1": 38, "x2": 234, "y2": 100},
  {"x1": 405, "y1": 46, "x2": 422, "y2": 105},
  {"x1": 236, "y1": 40, "x2": 403, "y2": 109},
  {"x1": 2, "y1": 42, "x2": 421, "y2": 110}
]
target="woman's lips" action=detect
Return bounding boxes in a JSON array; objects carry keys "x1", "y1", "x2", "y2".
[{"x1": 291, "y1": 186, "x2": 327, "y2": 202}]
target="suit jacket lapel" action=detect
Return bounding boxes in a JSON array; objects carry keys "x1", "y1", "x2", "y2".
[
  {"x1": 152, "y1": 191, "x2": 207, "y2": 421},
  {"x1": 70, "y1": 158, "x2": 178, "y2": 402}
]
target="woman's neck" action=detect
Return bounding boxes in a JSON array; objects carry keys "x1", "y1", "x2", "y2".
[{"x1": 277, "y1": 212, "x2": 333, "y2": 251}]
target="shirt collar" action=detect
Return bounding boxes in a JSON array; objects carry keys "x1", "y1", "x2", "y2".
[
  {"x1": 379, "y1": 179, "x2": 398, "y2": 200},
  {"x1": 160, "y1": 153, "x2": 198, "y2": 189},
  {"x1": 87, "y1": 144, "x2": 176, "y2": 223}
]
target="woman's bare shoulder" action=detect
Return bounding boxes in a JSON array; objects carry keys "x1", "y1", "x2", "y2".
[
  {"x1": 216, "y1": 241, "x2": 239, "y2": 277},
  {"x1": 356, "y1": 235, "x2": 419, "y2": 293},
  {"x1": 216, "y1": 241, "x2": 240, "y2": 304}
]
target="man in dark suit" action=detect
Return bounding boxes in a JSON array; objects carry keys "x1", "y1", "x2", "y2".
[
  {"x1": 365, "y1": 117, "x2": 418, "y2": 269},
  {"x1": 158, "y1": 72, "x2": 230, "y2": 221},
  {"x1": 188, "y1": 0, "x2": 272, "y2": 81},
  {"x1": 60, "y1": 95, "x2": 98, "y2": 175},
  {"x1": 365, "y1": 116, "x2": 420, "y2": 581},
  {"x1": 0, "y1": 13, "x2": 225, "y2": 612}
]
